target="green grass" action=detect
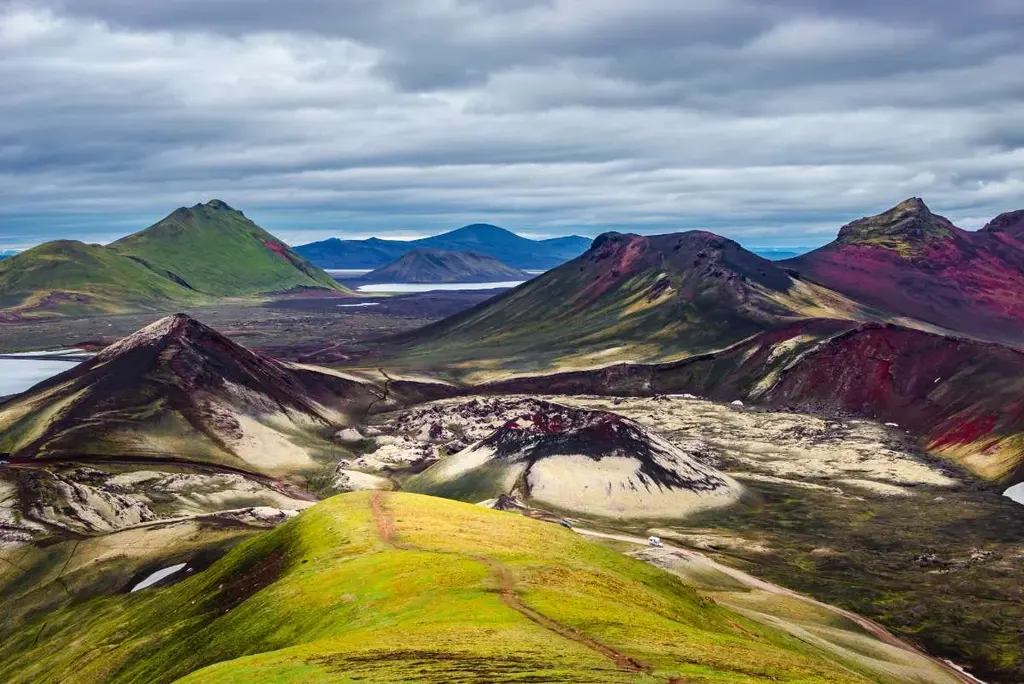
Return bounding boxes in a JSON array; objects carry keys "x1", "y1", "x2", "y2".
[
  {"x1": 111, "y1": 201, "x2": 344, "y2": 297},
  {"x1": 0, "y1": 240, "x2": 204, "y2": 316},
  {"x1": 0, "y1": 201, "x2": 345, "y2": 319},
  {"x1": 0, "y1": 493, "x2": 883, "y2": 684}
]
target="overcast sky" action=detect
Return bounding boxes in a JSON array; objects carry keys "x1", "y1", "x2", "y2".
[{"x1": 0, "y1": 0, "x2": 1022, "y2": 250}]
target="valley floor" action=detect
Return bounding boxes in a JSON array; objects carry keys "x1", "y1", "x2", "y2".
[{"x1": 0, "y1": 290, "x2": 496, "y2": 362}]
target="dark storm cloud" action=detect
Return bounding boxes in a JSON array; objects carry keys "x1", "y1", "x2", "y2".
[{"x1": 0, "y1": 0, "x2": 1021, "y2": 249}]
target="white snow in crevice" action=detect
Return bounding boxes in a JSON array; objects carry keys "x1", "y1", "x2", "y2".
[
  {"x1": 1003, "y1": 483, "x2": 1024, "y2": 507},
  {"x1": 130, "y1": 563, "x2": 188, "y2": 592}
]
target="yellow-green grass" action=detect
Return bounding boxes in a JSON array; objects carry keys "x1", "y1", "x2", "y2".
[{"x1": 0, "y1": 493, "x2": 885, "y2": 683}]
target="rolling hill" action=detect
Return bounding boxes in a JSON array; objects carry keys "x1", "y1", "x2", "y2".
[
  {"x1": 0, "y1": 240, "x2": 203, "y2": 319},
  {"x1": 110, "y1": 200, "x2": 344, "y2": 296},
  {"x1": 0, "y1": 314, "x2": 404, "y2": 476},
  {"x1": 0, "y1": 200, "x2": 346, "y2": 319},
  {"x1": 782, "y1": 198, "x2": 1024, "y2": 346},
  {"x1": 0, "y1": 491, "x2": 962, "y2": 684},
  {"x1": 395, "y1": 230, "x2": 884, "y2": 372},
  {"x1": 361, "y1": 248, "x2": 531, "y2": 283},
  {"x1": 295, "y1": 223, "x2": 591, "y2": 270}
]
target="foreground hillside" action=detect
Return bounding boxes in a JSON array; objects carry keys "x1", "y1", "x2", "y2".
[
  {"x1": 783, "y1": 198, "x2": 1024, "y2": 346},
  {"x1": 0, "y1": 200, "x2": 345, "y2": 319},
  {"x1": 396, "y1": 230, "x2": 884, "y2": 372},
  {"x1": 0, "y1": 492, "x2": 961, "y2": 684},
  {"x1": 361, "y1": 248, "x2": 531, "y2": 283},
  {"x1": 297, "y1": 223, "x2": 591, "y2": 269}
]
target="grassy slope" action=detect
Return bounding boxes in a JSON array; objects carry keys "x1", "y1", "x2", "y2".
[
  {"x1": 391, "y1": 235, "x2": 872, "y2": 378},
  {"x1": 0, "y1": 493, "x2": 885, "y2": 684},
  {"x1": 0, "y1": 240, "x2": 203, "y2": 316},
  {"x1": 110, "y1": 201, "x2": 345, "y2": 296}
]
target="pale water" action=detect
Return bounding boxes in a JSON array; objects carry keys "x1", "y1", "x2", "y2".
[
  {"x1": 356, "y1": 281, "x2": 525, "y2": 293},
  {"x1": 0, "y1": 358, "x2": 80, "y2": 396}
]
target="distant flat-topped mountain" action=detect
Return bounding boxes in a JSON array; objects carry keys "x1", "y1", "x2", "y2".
[
  {"x1": 782, "y1": 198, "x2": 1024, "y2": 346},
  {"x1": 0, "y1": 200, "x2": 346, "y2": 320},
  {"x1": 397, "y1": 230, "x2": 881, "y2": 371},
  {"x1": 295, "y1": 223, "x2": 591, "y2": 270},
  {"x1": 360, "y1": 248, "x2": 531, "y2": 283}
]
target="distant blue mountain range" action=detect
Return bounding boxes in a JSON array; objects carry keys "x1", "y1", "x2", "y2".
[{"x1": 295, "y1": 224, "x2": 592, "y2": 270}]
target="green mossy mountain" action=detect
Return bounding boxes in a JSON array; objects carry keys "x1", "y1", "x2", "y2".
[
  {"x1": 0, "y1": 240, "x2": 203, "y2": 318},
  {"x1": 0, "y1": 492, "x2": 922, "y2": 683},
  {"x1": 111, "y1": 200, "x2": 343, "y2": 296},
  {"x1": 0, "y1": 200, "x2": 345, "y2": 319}
]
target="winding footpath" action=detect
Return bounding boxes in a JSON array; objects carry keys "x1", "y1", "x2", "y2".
[{"x1": 367, "y1": 491, "x2": 655, "y2": 678}]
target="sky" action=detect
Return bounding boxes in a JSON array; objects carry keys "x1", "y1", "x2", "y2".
[{"x1": 0, "y1": 0, "x2": 1022, "y2": 251}]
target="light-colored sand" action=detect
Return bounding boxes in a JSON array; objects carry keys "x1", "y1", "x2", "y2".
[
  {"x1": 559, "y1": 395, "x2": 960, "y2": 489},
  {"x1": 333, "y1": 468, "x2": 393, "y2": 492},
  {"x1": 230, "y1": 414, "x2": 317, "y2": 473},
  {"x1": 527, "y1": 454, "x2": 740, "y2": 518}
]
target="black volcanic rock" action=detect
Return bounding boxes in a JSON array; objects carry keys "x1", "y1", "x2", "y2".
[{"x1": 981, "y1": 209, "x2": 1024, "y2": 237}]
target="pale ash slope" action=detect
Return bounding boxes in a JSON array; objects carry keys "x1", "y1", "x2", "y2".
[{"x1": 404, "y1": 398, "x2": 741, "y2": 518}]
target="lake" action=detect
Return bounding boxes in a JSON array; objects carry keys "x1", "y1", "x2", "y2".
[
  {"x1": 0, "y1": 358, "x2": 80, "y2": 396},
  {"x1": 356, "y1": 281, "x2": 526, "y2": 293}
]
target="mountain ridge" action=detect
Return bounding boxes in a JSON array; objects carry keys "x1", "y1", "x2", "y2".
[
  {"x1": 296, "y1": 223, "x2": 591, "y2": 270},
  {"x1": 394, "y1": 228, "x2": 882, "y2": 371},
  {"x1": 782, "y1": 198, "x2": 1024, "y2": 346},
  {"x1": 0, "y1": 314, "x2": 384, "y2": 475}
]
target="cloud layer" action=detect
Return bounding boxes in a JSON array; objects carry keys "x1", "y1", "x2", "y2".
[{"x1": 0, "y1": 0, "x2": 1021, "y2": 249}]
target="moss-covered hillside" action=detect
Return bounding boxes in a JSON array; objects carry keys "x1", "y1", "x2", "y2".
[{"x1": 0, "y1": 492, "x2": 902, "y2": 683}]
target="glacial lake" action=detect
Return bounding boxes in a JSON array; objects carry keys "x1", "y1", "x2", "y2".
[
  {"x1": 0, "y1": 357, "x2": 81, "y2": 396},
  {"x1": 356, "y1": 281, "x2": 526, "y2": 293}
]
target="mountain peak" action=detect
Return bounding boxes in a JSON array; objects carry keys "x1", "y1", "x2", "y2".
[
  {"x1": 194, "y1": 199, "x2": 237, "y2": 213},
  {"x1": 837, "y1": 197, "x2": 956, "y2": 250},
  {"x1": 96, "y1": 313, "x2": 236, "y2": 361},
  {"x1": 980, "y1": 209, "x2": 1024, "y2": 237}
]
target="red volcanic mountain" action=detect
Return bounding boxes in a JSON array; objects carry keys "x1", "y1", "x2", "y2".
[
  {"x1": 399, "y1": 230, "x2": 877, "y2": 370},
  {"x1": 484, "y1": 320, "x2": 1024, "y2": 485},
  {"x1": 782, "y1": 198, "x2": 1024, "y2": 346}
]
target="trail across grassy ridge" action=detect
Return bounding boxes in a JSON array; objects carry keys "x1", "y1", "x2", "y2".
[
  {"x1": 370, "y1": 491, "x2": 652, "y2": 676},
  {"x1": 0, "y1": 493, "x2": 897, "y2": 683}
]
